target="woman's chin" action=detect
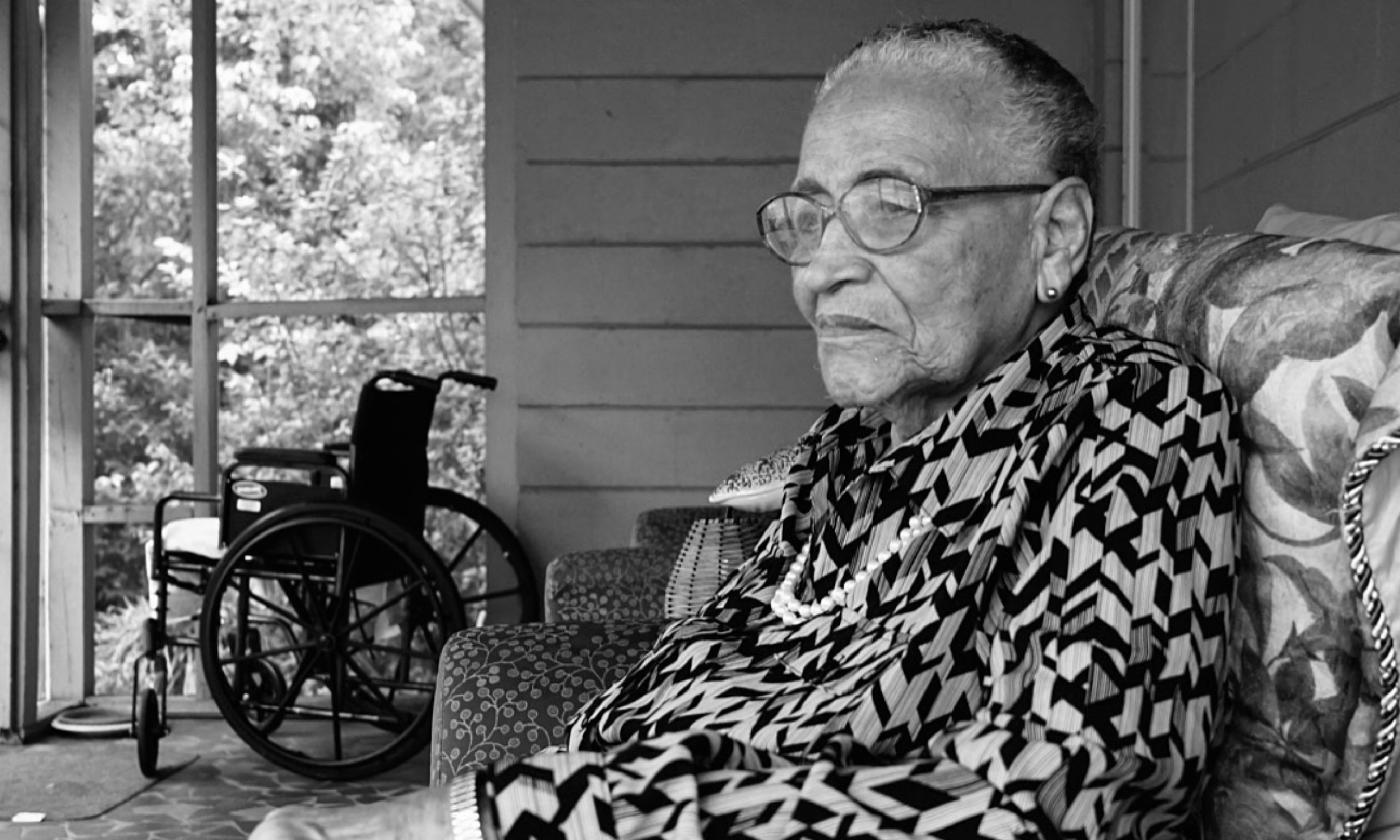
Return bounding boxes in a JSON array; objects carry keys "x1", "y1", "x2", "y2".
[{"x1": 820, "y1": 370, "x2": 903, "y2": 409}]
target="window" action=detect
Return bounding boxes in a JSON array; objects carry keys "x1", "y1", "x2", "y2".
[{"x1": 8, "y1": 0, "x2": 487, "y2": 724}]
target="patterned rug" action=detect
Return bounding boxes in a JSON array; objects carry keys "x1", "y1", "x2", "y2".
[
  {"x1": 5, "y1": 713, "x2": 429, "y2": 839},
  {"x1": 0, "y1": 733, "x2": 197, "y2": 821}
]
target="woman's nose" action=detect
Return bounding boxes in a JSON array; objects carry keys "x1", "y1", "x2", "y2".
[{"x1": 793, "y1": 215, "x2": 870, "y2": 295}]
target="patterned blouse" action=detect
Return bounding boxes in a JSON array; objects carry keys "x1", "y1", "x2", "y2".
[{"x1": 465, "y1": 298, "x2": 1242, "y2": 840}]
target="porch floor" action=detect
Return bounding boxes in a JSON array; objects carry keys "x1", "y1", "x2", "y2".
[{"x1": 5, "y1": 697, "x2": 429, "y2": 839}]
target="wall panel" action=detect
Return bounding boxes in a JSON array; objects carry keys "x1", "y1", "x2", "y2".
[
  {"x1": 1193, "y1": 3, "x2": 1400, "y2": 230},
  {"x1": 515, "y1": 1, "x2": 1097, "y2": 79},
  {"x1": 520, "y1": 165, "x2": 793, "y2": 244},
  {"x1": 518, "y1": 80, "x2": 812, "y2": 163},
  {"x1": 1196, "y1": 99, "x2": 1400, "y2": 232},
  {"x1": 517, "y1": 327, "x2": 823, "y2": 407},
  {"x1": 519, "y1": 408, "x2": 819, "y2": 488},
  {"x1": 517, "y1": 246, "x2": 799, "y2": 327}
]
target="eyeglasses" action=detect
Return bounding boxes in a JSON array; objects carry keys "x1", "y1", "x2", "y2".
[{"x1": 755, "y1": 177, "x2": 1053, "y2": 266}]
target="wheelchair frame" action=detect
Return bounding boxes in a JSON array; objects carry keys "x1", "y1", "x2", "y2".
[{"x1": 132, "y1": 370, "x2": 538, "y2": 781}]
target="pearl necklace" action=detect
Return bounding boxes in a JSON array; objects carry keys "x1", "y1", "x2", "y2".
[{"x1": 770, "y1": 511, "x2": 934, "y2": 625}]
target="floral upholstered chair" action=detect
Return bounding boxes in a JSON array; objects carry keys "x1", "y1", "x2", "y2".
[{"x1": 431, "y1": 225, "x2": 1400, "y2": 840}]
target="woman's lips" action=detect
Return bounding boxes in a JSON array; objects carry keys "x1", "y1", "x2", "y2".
[{"x1": 815, "y1": 314, "x2": 885, "y2": 337}]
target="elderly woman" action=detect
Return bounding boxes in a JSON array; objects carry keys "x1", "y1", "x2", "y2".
[{"x1": 255, "y1": 18, "x2": 1241, "y2": 840}]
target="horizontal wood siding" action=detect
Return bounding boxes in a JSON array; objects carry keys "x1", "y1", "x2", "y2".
[
  {"x1": 519, "y1": 165, "x2": 791, "y2": 244},
  {"x1": 518, "y1": 328, "x2": 822, "y2": 408},
  {"x1": 519, "y1": 408, "x2": 819, "y2": 488},
  {"x1": 518, "y1": 80, "x2": 812, "y2": 162},
  {"x1": 491, "y1": 1, "x2": 1102, "y2": 573},
  {"x1": 1194, "y1": 2, "x2": 1400, "y2": 230},
  {"x1": 517, "y1": 247, "x2": 801, "y2": 327},
  {"x1": 514, "y1": 1, "x2": 1098, "y2": 77}
]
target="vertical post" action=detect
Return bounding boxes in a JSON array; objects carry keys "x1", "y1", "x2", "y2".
[
  {"x1": 484, "y1": 0, "x2": 530, "y2": 616},
  {"x1": 1184, "y1": 0, "x2": 1196, "y2": 233},
  {"x1": 1122, "y1": 0, "x2": 1143, "y2": 227},
  {"x1": 191, "y1": 0, "x2": 218, "y2": 491},
  {"x1": 43, "y1": 0, "x2": 96, "y2": 705},
  {"x1": 2, "y1": 0, "x2": 46, "y2": 735}
]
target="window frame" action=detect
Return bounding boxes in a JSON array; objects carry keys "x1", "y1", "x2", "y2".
[{"x1": 5, "y1": 0, "x2": 487, "y2": 732}]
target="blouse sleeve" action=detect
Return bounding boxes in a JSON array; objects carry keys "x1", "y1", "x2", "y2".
[{"x1": 474, "y1": 359, "x2": 1242, "y2": 840}]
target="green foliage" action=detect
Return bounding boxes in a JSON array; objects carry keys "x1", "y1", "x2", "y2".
[
  {"x1": 92, "y1": 596, "x2": 197, "y2": 696},
  {"x1": 91, "y1": 0, "x2": 487, "y2": 606}
]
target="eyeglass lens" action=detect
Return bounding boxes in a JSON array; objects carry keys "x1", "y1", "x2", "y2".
[{"x1": 758, "y1": 177, "x2": 924, "y2": 264}]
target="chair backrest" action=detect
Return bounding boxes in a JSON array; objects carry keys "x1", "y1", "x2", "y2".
[
  {"x1": 349, "y1": 370, "x2": 440, "y2": 535},
  {"x1": 663, "y1": 512, "x2": 775, "y2": 618},
  {"x1": 631, "y1": 506, "x2": 728, "y2": 557},
  {"x1": 1083, "y1": 227, "x2": 1400, "y2": 838}
]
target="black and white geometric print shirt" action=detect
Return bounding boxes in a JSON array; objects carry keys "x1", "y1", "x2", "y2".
[{"x1": 473, "y1": 297, "x2": 1243, "y2": 840}]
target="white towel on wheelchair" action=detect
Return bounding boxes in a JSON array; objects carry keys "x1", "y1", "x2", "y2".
[
  {"x1": 144, "y1": 516, "x2": 221, "y2": 611},
  {"x1": 155, "y1": 516, "x2": 223, "y2": 559}
]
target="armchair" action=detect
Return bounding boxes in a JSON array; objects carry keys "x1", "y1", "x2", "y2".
[
  {"x1": 542, "y1": 506, "x2": 775, "y2": 623},
  {"x1": 432, "y1": 225, "x2": 1400, "y2": 839}
]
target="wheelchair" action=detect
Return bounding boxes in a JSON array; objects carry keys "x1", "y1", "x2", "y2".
[{"x1": 132, "y1": 369, "x2": 538, "y2": 781}]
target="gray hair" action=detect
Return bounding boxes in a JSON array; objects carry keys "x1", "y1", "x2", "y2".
[{"x1": 816, "y1": 19, "x2": 1102, "y2": 194}]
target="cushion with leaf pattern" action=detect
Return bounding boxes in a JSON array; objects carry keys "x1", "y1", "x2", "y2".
[
  {"x1": 1084, "y1": 227, "x2": 1400, "y2": 839},
  {"x1": 431, "y1": 621, "x2": 661, "y2": 782}
]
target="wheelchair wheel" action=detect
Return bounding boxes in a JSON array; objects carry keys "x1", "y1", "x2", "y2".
[
  {"x1": 199, "y1": 502, "x2": 465, "y2": 780},
  {"x1": 424, "y1": 487, "x2": 539, "y2": 624},
  {"x1": 236, "y1": 629, "x2": 288, "y2": 730},
  {"x1": 136, "y1": 687, "x2": 160, "y2": 777}
]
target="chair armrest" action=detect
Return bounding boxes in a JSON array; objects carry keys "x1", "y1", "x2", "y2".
[
  {"x1": 544, "y1": 546, "x2": 675, "y2": 622},
  {"x1": 430, "y1": 620, "x2": 663, "y2": 784}
]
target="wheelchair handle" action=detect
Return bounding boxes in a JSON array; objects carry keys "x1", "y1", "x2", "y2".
[
  {"x1": 439, "y1": 370, "x2": 497, "y2": 391},
  {"x1": 371, "y1": 370, "x2": 441, "y2": 392}
]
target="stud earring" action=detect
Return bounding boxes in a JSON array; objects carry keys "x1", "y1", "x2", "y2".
[{"x1": 1045, "y1": 287, "x2": 1059, "y2": 299}]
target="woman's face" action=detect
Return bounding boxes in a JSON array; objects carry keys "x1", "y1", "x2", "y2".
[{"x1": 791, "y1": 69, "x2": 1050, "y2": 424}]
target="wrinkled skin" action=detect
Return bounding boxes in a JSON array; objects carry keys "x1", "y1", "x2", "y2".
[{"x1": 790, "y1": 68, "x2": 1092, "y2": 442}]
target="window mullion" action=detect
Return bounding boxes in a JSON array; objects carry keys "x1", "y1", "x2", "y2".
[
  {"x1": 42, "y1": 0, "x2": 95, "y2": 707},
  {"x1": 190, "y1": 0, "x2": 218, "y2": 492}
]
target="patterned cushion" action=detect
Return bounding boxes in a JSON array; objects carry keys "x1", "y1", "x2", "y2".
[
  {"x1": 1084, "y1": 227, "x2": 1400, "y2": 838},
  {"x1": 430, "y1": 621, "x2": 661, "y2": 783},
  {"x1": 1257, "y1": 203, "x2": 1400, "y2": 252},
  {"x1": 544, "y1": 547, "x2": 675, "y2": 623},
  {"x1": 707, "y1": 444, "x2": 803, "y2": 512}
]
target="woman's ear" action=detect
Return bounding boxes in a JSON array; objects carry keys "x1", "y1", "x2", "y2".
[{"x1": 1033, "y1": 177, "x2": 1094, "y2": 303}]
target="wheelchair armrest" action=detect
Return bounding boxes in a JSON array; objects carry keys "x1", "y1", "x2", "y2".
[
  {"x1": 153, "y1": 491, "x2": 222, "y2": 555},
  {"x1": 232, "y1": 447, "x2": 339, "y2": 470},
  {"x1": 430, "y1": 620, "x2": 663, "y2": 783}
]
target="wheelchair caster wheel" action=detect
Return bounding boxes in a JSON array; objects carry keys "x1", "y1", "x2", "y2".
[
  {"x1": 239, "y1": 658, "x2": 288, "y2": 730},
  {"x1": 136, "y1": 687, "x2": 160, "y2": 778}
]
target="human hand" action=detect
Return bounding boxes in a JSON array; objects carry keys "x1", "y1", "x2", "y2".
[
  {"x1": 247, "y1": 805, "x2": 329, "y2": 840},
  {"x1": 248, "y1": 788, "x2": 452, "y2": 840}
]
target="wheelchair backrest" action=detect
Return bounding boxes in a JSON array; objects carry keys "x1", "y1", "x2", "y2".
[
  {"x1": 219, "y1": 449, "x2": 346, "y2": 547},
  {"x1": 347, "y1": 370, "x2": 440, "y2": 536}
]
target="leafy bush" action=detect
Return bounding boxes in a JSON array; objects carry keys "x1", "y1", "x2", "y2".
[
  {"x1": 93, "y1": 596, "x2": 197, "y2": 697},
  {"x1": 92, "y1": 0, "x2": 487, "y2": 609}
]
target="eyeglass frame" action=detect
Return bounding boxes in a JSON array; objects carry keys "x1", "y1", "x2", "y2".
[{"x1": 755, "y1": 179, "x2": 1055, "y2": 266}]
